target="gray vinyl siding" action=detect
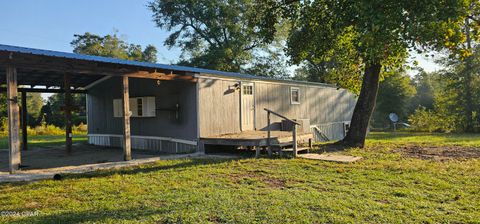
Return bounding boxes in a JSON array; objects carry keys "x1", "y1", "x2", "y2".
[
  {"x1": 198, "y1": 76, "x2": 357, "y2": 140},
  {"x1": 254, "y1": 82, "x2": 356, "y2": 130},
  {"x1": 88, "y1": 75, "x2": 356, "y2": 145},
  {"x1": 197, "y1": 78, "x2": 241, "y2": 137},
  {"x1": 87, "y1": 77, "x2": 198, "y2": 141}
]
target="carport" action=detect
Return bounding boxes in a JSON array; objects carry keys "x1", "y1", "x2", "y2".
[{"x1": 0, "y1": 44, "x2": 196, "y2": 174}]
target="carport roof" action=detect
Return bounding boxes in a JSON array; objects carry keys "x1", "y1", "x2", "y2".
[{"x1": 0, "y1": 44, "x2": 336, "y2": 89}]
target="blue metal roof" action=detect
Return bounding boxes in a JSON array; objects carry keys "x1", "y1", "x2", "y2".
[{"x1": 0, "y1": 44, "x2": 335, "y2": 88}]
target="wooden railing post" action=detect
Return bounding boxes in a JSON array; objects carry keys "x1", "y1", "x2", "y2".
[
  {"x1": 264, "y1": 108, "x2": 301, "y2": 158},
  {"x1": 292, "y1": 123, "x2": 297, "y2": 158},
  {"x1": 267, "y1": 111, "x2": 272, "y2": 157}
]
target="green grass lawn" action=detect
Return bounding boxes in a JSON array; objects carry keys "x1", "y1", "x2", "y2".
[
  {"x1": 0, "y1": 134, "x2": 87, "y2": 149},
  {"x1": 0, "y1": 132, "x2": 479, "y2": 223},
  {"x1": 367, "y1": 131, "x2": 480, "y2": 147}
]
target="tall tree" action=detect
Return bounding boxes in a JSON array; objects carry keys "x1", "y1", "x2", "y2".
[
  {"x1": 260, "y1": 0, "x2": 479, "y2": 147},
  {"x1": 444, "y1": 1, "x2": 480, "y2": 131},
  {"x1": 409, "y1": 71, "x2": 437, "y2": 112},
  {"x1": 71, "y1": 32, "x2": 158, "y2": 63},
  {"x1": 437, "y1": 45, "x2": 480, "y2": 131},
  {"x1": 148, "y1": 0, "x2": 289, "y2": 77}
]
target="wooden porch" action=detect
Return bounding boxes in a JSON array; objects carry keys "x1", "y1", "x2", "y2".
[
  {"x1": 201, "y1": 130, "x2": 313, "y2": 146},
  {"x1": 200, "y1": 130, "x2": 313, "y2": 156}
]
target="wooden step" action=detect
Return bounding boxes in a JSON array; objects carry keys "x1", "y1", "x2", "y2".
[
  {"x1": 280, "y1": 146, "x2": 310, "y2": 152},
  {"x1": 271, "y1": 141, "x2": 294, "y2": 147}
]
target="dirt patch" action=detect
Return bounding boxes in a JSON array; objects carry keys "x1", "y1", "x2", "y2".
[{"x1": 394, "y1": 145, "x2": 480, "y2": 161}]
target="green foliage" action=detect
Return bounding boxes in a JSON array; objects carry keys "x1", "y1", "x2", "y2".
[
  {"x1": 292, "y1": 26, "x2": 364, "y2": 94},
  {"x1": 438, "y1": 45, "x2": 480, "y2": 131},
  {"x1": 281, "y1": 0, "x2": 480, "y2": 76},
  {"x1": 28, "y1": 125, "x2": 64, "y2": 136},
  {"x1": 0, "y1": 121, "x2": 87, "y2": 137},
  {"x1": 25, "y1": 123, "x2": 86, "y2": 136},
  {"x1": 71, "y1": 32, "x2": 158, "y2": 63},
  {"x1": 373, "y1": 72, "x2": 416, "y2": 128},
  {"x1": 0, "y1": 93, "x2": 5, "y2": 118},
  {"x1": 409, "y1": 71, "x2": 437, "y2": 112},
  {"x1": 0, "y1": 117, "x2": 7, "y2": 133},
  {"x1": 25, "y1": 93, "x2": 43, "y2": 120},
  {"x1": 40, "y1": 93, "x2": 86, "y2": 128},
  {"x1": 0, "y1": 92, "x2": 43, "y2": 127},
  {"x1": 408, "y1": 107, "x2": 460, "y2": 133},
  {"x1": 148, "y1": 0, "x2": 289, "y2": 77},
  {"x1": 72, "y1": 122, "x2": 88, "y2": 134}
]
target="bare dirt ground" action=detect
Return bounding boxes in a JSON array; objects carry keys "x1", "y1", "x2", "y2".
[
  {"x1": 0, "y1": 144, "x2": 160, "y2": 172},
  {"x1": 394, "y1": 145, "x2": 480, "y2": 161}
]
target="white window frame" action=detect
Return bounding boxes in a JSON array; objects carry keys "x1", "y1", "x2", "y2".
[
  {"x1": 290, "y1": 87, "x2": 300, "y2": 105},
  {"x1": 242, "y1": 84, "x2": 253, "y2": 95},
  {"x1": 113, "y1": 96, "x2": 156, "y2": 118}
]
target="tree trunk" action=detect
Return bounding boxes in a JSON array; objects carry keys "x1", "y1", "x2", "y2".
[
  {"x1": 463, "y1": 17, "x2": 474, "y2": 132},
  {"x1": 342, "y1": 62, "x2": 382, "y2": 148},
  {"x1": 463, "y1": 60, "x2": 474, "y2": 132}
]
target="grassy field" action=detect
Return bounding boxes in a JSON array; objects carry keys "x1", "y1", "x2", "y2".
[
  {"x1": 367, "y1": 131, "x2": 480, "y2": 147},
  {"x1": 0, "y1": 132, "x2": 479, "y2": 223},
  {"x1": 0, "y1": 134, "x2": 88, "y2": 149}
]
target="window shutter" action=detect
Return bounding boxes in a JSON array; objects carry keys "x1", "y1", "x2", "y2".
[
  {"x1": 144, "y1": 97, "x2": 156, "y2": 117},
  {"x1": 113, "y1": 99, "x2": 122, "y2": 117},
  {"x1": 129, "y1": 98, "x2": 138, "y2": 117}
]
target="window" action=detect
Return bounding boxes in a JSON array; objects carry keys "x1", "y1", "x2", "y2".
[
  {"x1": 113, "y1": 97, "x2": 156, "y2": 118},
  {"x1": 290, "y1": 87, "x2": 300, "y2": 104},
  {"x1": 243, "y1": 85, "x2": 253, "y2": 95}
]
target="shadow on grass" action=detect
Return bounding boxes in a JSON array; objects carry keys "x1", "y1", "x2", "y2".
[
  {"x1": 10, "y1": 206, "x2": 170, "y2": 224},
  {"x1": 308, "y1": 141, "x2": 350, "y2": 154},
  {"x1": 61, "y1": 157, "x2": 237, "y2": 181},
  {"x1": 0, "y1": 158, "x2": 239, "y2": 188}
]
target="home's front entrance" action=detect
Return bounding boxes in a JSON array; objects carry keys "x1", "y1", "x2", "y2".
[{"x1": 241, "y1": 82, "x2": 255, "y2": 131}]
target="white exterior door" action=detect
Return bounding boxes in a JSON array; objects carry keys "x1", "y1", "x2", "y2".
[{"x1": 241, "y1": 82, "x2": 255, "y2": 131}]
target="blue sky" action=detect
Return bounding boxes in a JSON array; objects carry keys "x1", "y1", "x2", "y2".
[
  {"x1": 0, "y1": 0, "x2": 441, "y2": 75},
  {"x1": 0, "y1": 0, "x2": 181, "y2": 64}
]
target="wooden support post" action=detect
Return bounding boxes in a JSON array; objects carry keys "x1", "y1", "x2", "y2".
[
  {"x1": 254, "y1": 146, "x2": 260, "y2": 158},
  {"x1": 308, "y1": 138, "x2": 312, "y2": 154},
  {"x1": 122, "y1": 76, "x2": 132, "y2": 161},
  {"x1": 267, "y1": 111, "x2": 272, "y2": 157},
  {"x1": 21, "y1": 90, "x2": 28, "y2": 151},
  {"x1": 6, "y1": 65, "x2": 21, "y2": 173},
  {"x1": 64, "y1": 74, "x2": 73, "y2": 154},
  {"x1": 292, "y1": 124, "x2": 298, "y2": 158}
]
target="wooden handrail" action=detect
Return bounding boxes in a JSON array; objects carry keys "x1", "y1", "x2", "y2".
[
  {"x1": 263, "y1": 108, "x2": 300, "y2": 125},
  {"x1": 264, "y1": 108, "x2": 299, "y2": 158}
]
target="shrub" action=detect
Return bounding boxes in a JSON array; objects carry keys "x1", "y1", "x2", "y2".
[
  {"x1": 31, "y1": 125, "x2": 64, "y2": 136},
  {"x1": 73, "y1": 122, "x2": 88, "y2": 134},
  {"x1": 0, "y1": 117, "x2": 88, "y2": 136},
  {"x1": 408, "y1": 107, "x2": 459, "y2": 133},
  {"x1": 0, "y1": 117, "x2": 8, "y2": 136}
]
